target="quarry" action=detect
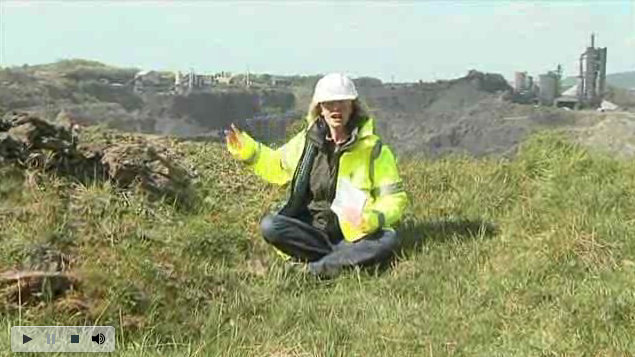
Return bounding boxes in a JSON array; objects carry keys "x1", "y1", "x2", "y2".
[{"x1": 2, "y1": 35, "x2": 633, "y2": 162}]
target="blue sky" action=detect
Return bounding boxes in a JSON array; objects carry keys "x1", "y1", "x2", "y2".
[{"x1": 1, "y1": 1, "x2": 633, "y2": 82}]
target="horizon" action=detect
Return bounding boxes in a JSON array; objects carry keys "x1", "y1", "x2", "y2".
[
  {"x1": 2, "y1": 57, "x2": 633, "y2": 85},
  {"x1": 1, "y1": 1, "x2": 633, "y2": 83}
]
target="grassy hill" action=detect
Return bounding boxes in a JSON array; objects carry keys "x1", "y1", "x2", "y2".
[
  {"x1": 562, "y1": 71, "x2": 635, "y2": 89},
  {"x1": 607, "y1": 71, "x2": 635, "y2": 89},
  {"x1": 1, "y1": 129, "x2": 634, "y2": 356}
]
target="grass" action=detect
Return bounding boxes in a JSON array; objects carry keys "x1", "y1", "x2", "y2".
[{"x1": 1, "y1": 131, "x2": 635, "y2": 356}]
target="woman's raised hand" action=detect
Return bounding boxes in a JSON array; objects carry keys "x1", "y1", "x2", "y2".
[
  {"x1": 225, "y1": 123, "x2": 242, "y2": 150},
  {"x1": 225, "y1": 123, "x2": 258, "y2": 162}
]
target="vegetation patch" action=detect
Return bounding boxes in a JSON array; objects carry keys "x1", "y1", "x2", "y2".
[{"x1": 1, "y1": 129, "x2": 634, "y2": 355}]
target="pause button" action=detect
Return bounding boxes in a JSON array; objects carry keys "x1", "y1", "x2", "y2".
[{"x1": 46, "y1": 333, "x2": 56, "y2": 344}]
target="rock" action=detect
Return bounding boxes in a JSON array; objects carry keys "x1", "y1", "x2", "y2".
[
  {"x1": 24, "y1": 244, "x2": 71, "y2": 272},
  {"x1": 0, "y1": 112, "x2": 197, "y2": 206},
  {"x1": 0, "y1": 270, "x2": 79, "y2": 306}
]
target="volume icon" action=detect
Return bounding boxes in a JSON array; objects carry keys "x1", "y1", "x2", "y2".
[{"x1": 91, "y1": 333, "x2": 105, "y2": 345}]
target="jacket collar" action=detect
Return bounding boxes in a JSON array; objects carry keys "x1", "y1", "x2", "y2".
[
  {"x1": 307, "y1": 115, "x2": 375, "y2": 148},
  {"x1": 355, "y1": 116, "x2": 375, "y2": 139}
]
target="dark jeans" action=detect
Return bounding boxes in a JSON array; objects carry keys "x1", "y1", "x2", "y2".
[{"x1": 260, "y1": 213, "x2": 398, "y2": 277}]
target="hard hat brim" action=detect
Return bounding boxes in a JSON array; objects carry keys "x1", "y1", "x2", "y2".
[{"x1": 313, "y1": 94, "x2": 358, "y2": 103}]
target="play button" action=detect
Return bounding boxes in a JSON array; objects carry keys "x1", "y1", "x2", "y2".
[{"x1": 22, "y1": 334, "x2": 32, "y2": 344}]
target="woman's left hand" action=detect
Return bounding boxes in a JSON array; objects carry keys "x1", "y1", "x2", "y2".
[
  {"x1": 359, "y1": 211, "x2": 380, "y2": 233},
  {"x1": 342, "y1": 208, "x2": 380, "y2": 234},
  {"x1": 341, "y1": 206, "x2": 363, "y2": 227}
]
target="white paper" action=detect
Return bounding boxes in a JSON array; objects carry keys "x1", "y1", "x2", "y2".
[{"x1": 330, "y1": 178, "x2": 368, "y2": 225}]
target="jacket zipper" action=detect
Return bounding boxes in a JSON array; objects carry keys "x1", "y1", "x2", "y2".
[
  {"x1": 281, "y1": 143, "x2": 307, "y2": 215},
  {"x1": 328, "y1": 151, "x2": 342, "y2": 202}
]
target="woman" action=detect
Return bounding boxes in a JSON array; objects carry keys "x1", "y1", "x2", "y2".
[{"x1": 226, "y1": 73, "x2": 407, "y2": 277}]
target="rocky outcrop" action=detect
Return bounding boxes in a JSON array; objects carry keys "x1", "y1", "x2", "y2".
[{"x1": 1, "y1": 112, "x2": 197, "y2": 206}]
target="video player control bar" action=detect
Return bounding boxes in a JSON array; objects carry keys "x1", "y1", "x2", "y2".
[{"x1": 11, "y1": 326, "x2": 115, "y2": 353}]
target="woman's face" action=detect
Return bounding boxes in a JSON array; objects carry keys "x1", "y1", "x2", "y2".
[{"x1": 320, "y1": 100, "x2": 354, "y2": 130}]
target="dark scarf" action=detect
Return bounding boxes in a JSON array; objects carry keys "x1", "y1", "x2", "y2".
[{"x1": 280, "y1": 114, "x2": 363, "y2": 217}]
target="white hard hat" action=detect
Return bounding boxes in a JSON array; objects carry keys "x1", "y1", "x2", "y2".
[{"x1": 312, "y1": 73, "x2": 358, "y2": 103}]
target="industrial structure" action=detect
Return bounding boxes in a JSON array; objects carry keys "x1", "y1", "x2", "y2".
[
  {"x1": 512, "y1": 34, "x2": 608, "y2": 110},
  {"x1": 511, "y1": 66, "x2": 560, "y2": 105},
  {"x1": 132, "y1": 70, "x2": 255, "y2": 94},
  {"x1": 512, "y1": 71, "x2": 537, "y2": 103},
  {"x1": 578, "y1": 33, "x2": 608, "y2": 107},
  {"x1": 555, "y1": 34, "x2": 608, "y2": 109},
  {"x1": 538, "y1": 66, "x2": 562, "y2": 106}
]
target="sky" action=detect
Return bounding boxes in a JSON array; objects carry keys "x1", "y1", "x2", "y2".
[{"x1": 1, "y1": 0, "x2": 633, "y2": 83}]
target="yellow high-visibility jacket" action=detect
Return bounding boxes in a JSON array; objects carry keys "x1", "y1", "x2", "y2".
[{"x1": 230, "y1": 116, "x2": 407, "y2": 241}]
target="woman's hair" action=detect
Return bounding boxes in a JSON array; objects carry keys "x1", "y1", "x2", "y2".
[{"x1": 305, "y1": 99, "x2": 369, "y2": 124}]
